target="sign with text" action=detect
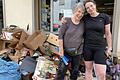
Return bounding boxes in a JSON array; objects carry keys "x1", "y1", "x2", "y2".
[{"x1": 63, "y1": 9, "x2": 72, "y2": 17}]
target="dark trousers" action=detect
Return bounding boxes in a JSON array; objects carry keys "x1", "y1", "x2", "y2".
[{"x1": 55, "y1": 54, "x2": 81, "y2": 80}]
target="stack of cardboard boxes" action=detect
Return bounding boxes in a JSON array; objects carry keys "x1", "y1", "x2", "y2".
[{"x1": 0, "y1": 27, "x2": 61, "y2": 80}]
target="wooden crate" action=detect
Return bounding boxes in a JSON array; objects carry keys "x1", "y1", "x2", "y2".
[
  {"x1": 46, "y1": 33, "x2": 59, "y2": 46},
  {"x1": 0, "y1": 39, "x2": 12, "y2": 50}
]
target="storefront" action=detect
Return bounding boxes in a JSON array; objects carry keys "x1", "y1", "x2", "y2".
[
  {"x1": 36, "y1": 0, "x2": 114, "y2": 33},
  {"x1": 34, "y1": 0, "x2": 120, "y2": 58},
  {"x1": 37, "y1": 0, "x2": 77, "y2": 33},
  {"x1": 2, "y1": 0, "x2": 120, "y2": 58}
]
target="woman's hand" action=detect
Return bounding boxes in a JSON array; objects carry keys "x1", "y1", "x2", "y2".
[
  {"x1": 59, "y1": 51, "x2": 64, "y2": 58},
  {"x1": 61, "y1": 17, "x2": 67, "y2": 24},
  {"x1": 105, "y1": 48, "x2": 112, "y2": 58},
  {"x1": 105, "y1": 24, "x2": 112, "y2": 58}
]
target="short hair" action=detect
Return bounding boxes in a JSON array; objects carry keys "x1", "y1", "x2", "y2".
[
  {"x1": 83, "y1": 0, "x2": 96, "y2": 6},
  {"x1": 72, "y1": 2, "x2": 85, "y2": 14}
]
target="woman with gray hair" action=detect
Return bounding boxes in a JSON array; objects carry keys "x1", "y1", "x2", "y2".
[{"x1": 55, "y1": 2, "x2": 85, "y2": 80}]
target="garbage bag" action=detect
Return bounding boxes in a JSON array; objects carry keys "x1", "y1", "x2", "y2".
[{"x1": 0, "y1": 58, "x2": 21, "y2": 80}]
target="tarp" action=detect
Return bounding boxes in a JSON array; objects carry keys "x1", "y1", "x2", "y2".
[{"x1": 0, "y1": 58, "x2": 21, "y2": 80}]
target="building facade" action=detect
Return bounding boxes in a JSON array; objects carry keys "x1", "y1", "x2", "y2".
[{"x1": 2, "y1": 0, "x2": 120, "y2": 58}]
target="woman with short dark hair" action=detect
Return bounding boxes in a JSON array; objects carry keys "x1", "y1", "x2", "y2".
[{"x1": 83, "y1": 0, "x2": 112, "y2": 80}]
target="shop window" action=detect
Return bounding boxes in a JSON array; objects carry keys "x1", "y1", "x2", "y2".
[
  {"x1": 59, "y1": 0, "x2": 65, "y2": 5},
  {"x1": 41, "y1": 0, "x2": 50, "y2": 32}
]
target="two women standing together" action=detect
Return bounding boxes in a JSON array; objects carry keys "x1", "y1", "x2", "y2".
[{"x1": 55, "y1": 0, "x2": 112, "y2": 80}]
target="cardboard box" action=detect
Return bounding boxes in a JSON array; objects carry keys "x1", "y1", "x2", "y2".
[
  {"x1": 38, "y1": 46, "x2": 46, "y2": 55},
  {"x1": 0, "y1": 39, "x2": 12, "y2": 49},
  {"x1": 12, "y1": 29, "x2": 24, "y2": 40},
  {"x1": 0, "y1": 49, "x2": 9, "y2": 55},
  {"x1": 46, "y1": 33, "x2": 59, "y2": 46},
  {"x1": 9, "y1": 55, "x2": 21, "y2": 63},
  {"x1": 8, "y1": 41, "x2": 18, "y2": 49},
  {"x1": 12, "y1": 29, "x2": 29, "y2": 50},
  {"x1": 23, "y1": 31, "x2": 47, "y2": 50},
  {"x1": 49, "y1": 45, "x2": 59, "y2": 54},
  {"x1": 17, "y1": 48, "x2": 34, "y2": 57},
  {"x1": 15, "y1": 30, "x2": 28, "y2": 50},
  {"x1": 0, "y1": 39, "x2": 4, "y2": 50}
]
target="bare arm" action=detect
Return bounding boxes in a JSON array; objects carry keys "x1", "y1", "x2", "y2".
[
  {"x1": 58, "y1": 20, "x2": 68, "y2": 57},
  {"x1": 105, "y1": 24, "x2": 112, "y2": 56},
  {"x1": 59, "y1": 39, "x2": 64, "y2": 57}
]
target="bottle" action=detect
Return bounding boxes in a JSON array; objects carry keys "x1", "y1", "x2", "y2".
[{"x1": 62, "y1": 55, "x2": 69, "y2": 65}]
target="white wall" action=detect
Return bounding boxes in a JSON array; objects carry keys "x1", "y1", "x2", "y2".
[
  {"x1": 112, "y1": 0, "x2": 120, "y2": 57},
  {"x1": 117, "y1": 16, "x2": 120, "y2": 55},
  {"x1": 116, "y1": 22, "x2": 120, "y2": 58},
  {"x1": 3, "y1": 0, "x2": 34, "y2": 34},
  {"x1": 117, "y1": 21, "x2": 120, "y2": 51},
  {"x1": 116, "y1": 1, "x2": 120, "y2": 54}
]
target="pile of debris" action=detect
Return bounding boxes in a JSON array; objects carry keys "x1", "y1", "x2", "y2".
[{"x1": 0, "y1": 26, "x2": 60, "y2": 80}]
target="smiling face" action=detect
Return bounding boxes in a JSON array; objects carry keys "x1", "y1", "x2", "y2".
[
  {"x1": 85, "y1": 2, "x2": 97, "y2": 15},
  {"x1": 72, "y1": 3, "x2": 85, "y2": 21},
  {"x1": 73, "y1": 8, "x2": 84, "y2": 21}
]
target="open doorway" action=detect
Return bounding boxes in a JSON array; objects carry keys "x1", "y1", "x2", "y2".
[
  {"x1": 0, "y1": 0, "x2": 3, "y2": 34},
  {"x1": 95, "y1": 0, "x2": 114, "y2": 33}
]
